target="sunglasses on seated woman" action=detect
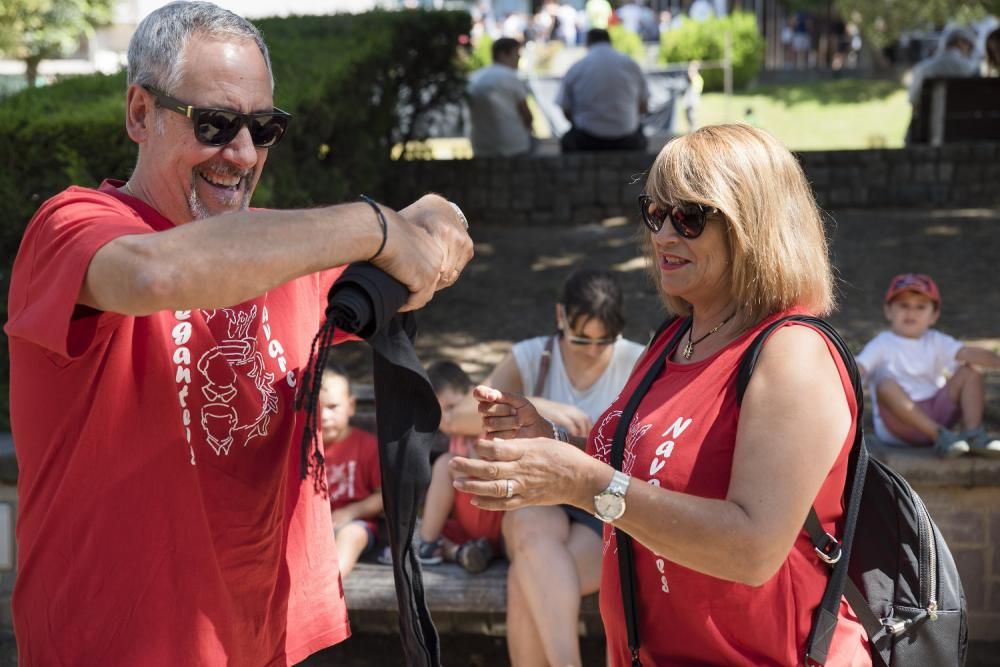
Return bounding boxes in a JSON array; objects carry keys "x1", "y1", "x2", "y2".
[
  {"x1": 637, "y1": 193, "x2": 718, "y2": 239},
  {"x1": 143, "y1": 86, "x2": 292, "y2": 148},
  {"x1": 558, "y1": 314, "x2": 620, "y2": 346}
]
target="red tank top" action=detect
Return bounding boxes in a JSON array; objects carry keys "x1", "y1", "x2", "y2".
[{"x1": 588, "y1": 309, "x2": 870, "y2": 666}]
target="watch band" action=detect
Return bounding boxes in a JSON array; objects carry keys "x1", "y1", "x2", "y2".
[{"x1": 606, "y1": 470, "x2": 631, "y2": 497}]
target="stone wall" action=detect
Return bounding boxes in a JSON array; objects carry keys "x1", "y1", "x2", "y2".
[
  {"x1": 879, "y1": 448, "x2": 1000, "y2": 644},
  {"x1": 384, "y1": 143, "x2": 1000, "y2": 223}
]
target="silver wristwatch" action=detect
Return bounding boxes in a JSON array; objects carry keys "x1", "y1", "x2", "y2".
[{"x1": 594, "y1": 470, "x2": 631, "y2": 523}]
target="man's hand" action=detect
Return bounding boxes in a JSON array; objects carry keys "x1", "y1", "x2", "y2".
[{"x1": 375, "y1": 194, "x2": 473, "y2": 312}]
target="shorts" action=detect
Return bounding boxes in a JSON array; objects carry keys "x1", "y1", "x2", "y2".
[
  {"x1": 563, "y1": 504, "x2": 603, "y2": 535},
  {"x1": 337, "y1": 518, "x2": 378, "y2": 555},
  {"x1": 442, "y1": 490, "x2": 504, "y2": 550},
  {"x1": 880, "y1": 385, "x2": 960, "y2": 445}
]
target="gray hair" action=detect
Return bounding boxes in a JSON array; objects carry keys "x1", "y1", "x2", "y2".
[{"x1": 127, "y1": 1, "x2": 274, "y2": 94}]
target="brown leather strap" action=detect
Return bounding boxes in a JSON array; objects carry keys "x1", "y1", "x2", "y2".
[{"x1": 533, "y1": 335, "x2": 555, "y2": 396}]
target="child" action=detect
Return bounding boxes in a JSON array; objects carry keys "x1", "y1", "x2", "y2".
[
  {"x1": 320, "y1": 362, "x2": 383, "y2": 576},
  {"x1": 856, "y1": 273, "x2": 1000, "y2": 458},
  {"x1": 684, "y1": 60, "x2": 704, "y2": 132},
  {"x1": 416, "y1": 360, "x2": 501, "y2": 573}
]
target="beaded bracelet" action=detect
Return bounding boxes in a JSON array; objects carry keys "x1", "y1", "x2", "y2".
[
  {"x1": 359, "y1": 194, "x2": 387, "y2": 261},
  {"x1": 542, "y1": 417, "x2": 570, "y2": 443}
]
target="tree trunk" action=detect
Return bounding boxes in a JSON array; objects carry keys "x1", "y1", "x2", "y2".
[{"x1": 24, "y1": 57, "x2": 41, "y2": 89}]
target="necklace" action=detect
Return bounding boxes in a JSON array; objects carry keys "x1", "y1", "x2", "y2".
[
  {"x1": 682, "y1": 313, "x2": 734, "y2": 360},
  {"x1": 121, "y1": 181, "x2": 135, "y2": 197}
]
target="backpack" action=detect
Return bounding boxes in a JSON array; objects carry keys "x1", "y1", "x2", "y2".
[{"x1": 736, "y1": 315, "x2": 968, "y2": 667}]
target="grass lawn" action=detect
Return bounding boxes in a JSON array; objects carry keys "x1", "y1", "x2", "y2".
[
  {"x1": 694, "y1": 78, "x2": 911, "y2": 151},
  {"x1": 398, "y1": 78, "x2": 912, "y2": 158}
]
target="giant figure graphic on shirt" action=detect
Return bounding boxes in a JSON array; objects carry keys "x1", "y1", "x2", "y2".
[{"x1": 196, "y1": 305, "x2": 280, "y2": 456}]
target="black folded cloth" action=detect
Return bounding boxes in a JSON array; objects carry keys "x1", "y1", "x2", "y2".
[{"x1": 299, "y1": 263, "x2": 441, "y2": 667}]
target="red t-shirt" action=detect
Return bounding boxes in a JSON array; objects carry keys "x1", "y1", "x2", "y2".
[
  {"x1": 588, "y1": 310, "x2": 870, "y2": 667},
  {"x1": 444, "y1": 436, "x2": 504, "y2": 548},
  {"x1": 5, "y1": 182, "x2": 354, "y2": 666},
  {"x1": 325, "y1": 428, "x2": 381, "y2": 529}
]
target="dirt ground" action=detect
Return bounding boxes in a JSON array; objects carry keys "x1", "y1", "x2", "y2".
[{"x1": 334, "y1": 206, "x2": 1000, "y2": 430}]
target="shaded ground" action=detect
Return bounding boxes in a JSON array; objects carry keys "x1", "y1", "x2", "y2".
[{"x1": 335, "y1": 206, "x2": 1000, "y2": 430}]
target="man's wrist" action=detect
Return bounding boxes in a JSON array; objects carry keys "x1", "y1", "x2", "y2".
[{"x1": 448, "y1": 201, "x2": 469, "y2": 230}]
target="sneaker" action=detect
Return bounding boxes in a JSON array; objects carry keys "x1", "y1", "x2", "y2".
[
  {"x1": 376, "y1": 545, "x2": 393, "y2": 566},
  {"x1": 416, "y1": 538, "x2": 443, "y2": 566},
  {"x1": 933, "y1": 428, "x2": 970, "y2": 459},
  {"x1": 456, "y1": 538, "x2": 493, "y2": 574},
  {"x1": 964, "y1": 426, "x2": 1000, "y2": 458}
]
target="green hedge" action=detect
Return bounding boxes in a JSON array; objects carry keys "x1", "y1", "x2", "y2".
[
  {"x1": 0, "y1": 9, "x2": 471, "y2": 431},
  {"x1": 659, "y1": 11, "x2": 764, "y2": 90}
]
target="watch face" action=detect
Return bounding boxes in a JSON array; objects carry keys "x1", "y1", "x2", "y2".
[{"x1": 595, "y1": 493, "x2": 625, "y2": 521}]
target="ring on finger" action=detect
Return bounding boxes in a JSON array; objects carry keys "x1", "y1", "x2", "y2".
[{"x1": 505, "y1": 479, "x2": 514, "y2": 499}]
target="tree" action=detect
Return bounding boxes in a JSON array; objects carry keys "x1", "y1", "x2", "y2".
[
  {"x1": 0, "y1": 0, "x2": 112, "y2": 88},
  {"x1": 833, "y1": 0, "x2": 1000, "y2": 51},
  {"x1": 784, "y1": 0, "x2": 1000, "y2": 68}
]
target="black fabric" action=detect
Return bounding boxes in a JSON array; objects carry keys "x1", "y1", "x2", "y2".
[
  {"x1": 560, "y1": 125, "x2": 648, "y2": 152},
  {"x1": 735, "y1": 315, "x2": 967, "y2": 667},
  {"x1": 300, "y1": 263, "x2": 442, "y2": 667},
  {"x1": 610, "y1": 316, "x2": 690, "y2": 667}
]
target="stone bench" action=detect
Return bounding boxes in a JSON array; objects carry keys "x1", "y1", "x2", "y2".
[
  {"x1": 342, "y1": 561, "x2": 603, "y2": 637},
  {"x1": 911, "y1": 77, "x2": 1000, "y2": 146}
]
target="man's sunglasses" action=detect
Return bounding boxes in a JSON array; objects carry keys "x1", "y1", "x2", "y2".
[
  {"x1": 637, "y1": 193, "x2": 718, "y2": 239},
  {"x1": 143, "y1": 86, "x2": 291, "y2": 148}
]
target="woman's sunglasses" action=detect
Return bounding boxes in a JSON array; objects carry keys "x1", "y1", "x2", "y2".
[
  {"x1": 637, "y1": 193, "x2": 718, "y2": 239},
  {"x1": 143, "y1": 86, "x2": 292, "y2": 148}
]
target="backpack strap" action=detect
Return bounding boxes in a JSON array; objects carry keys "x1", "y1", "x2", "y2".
[
  {"x1": 611, "y1": 316, "x2": 690, "y2": 667},
  {"x1": 734, "y1": 315, "x2": 873, "y2": 667},
  {"x1": 532, "y1": 335, "x2": 556, "y2": 397}
]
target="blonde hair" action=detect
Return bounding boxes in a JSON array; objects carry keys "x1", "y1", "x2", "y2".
[{"x1": 643, "y1": 123, "x2": 834, "y2": 329}]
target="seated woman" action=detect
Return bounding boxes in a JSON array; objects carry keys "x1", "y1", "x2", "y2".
[
  {"x1": 446, "y1": 267, "x2": 645, "y2": 667},
  {"x1": 453, "y1": 124, "x2": 870, "y2": 665}
]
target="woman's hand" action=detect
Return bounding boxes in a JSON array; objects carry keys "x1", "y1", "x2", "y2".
[
  {"x1": 449, "y1": 436, "x2": 606, "y2": 511},
  {"x1": 533, "y1": 399, "x2": 593, "y2": 437},
  {"x1": 474, "y1": 385, "x2": 554, "y2": 440}
]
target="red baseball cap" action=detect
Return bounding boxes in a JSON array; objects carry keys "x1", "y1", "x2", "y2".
[{"x1": 884, "y1": 273, "x2": 941, "y2": 306}]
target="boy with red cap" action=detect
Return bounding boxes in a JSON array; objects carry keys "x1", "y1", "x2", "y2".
[{"x1": 856, "y1": 273, "x2": 1000, "y2": 457}]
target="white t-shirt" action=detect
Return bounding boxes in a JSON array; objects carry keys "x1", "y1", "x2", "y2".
[
  {"x1": 512, "y1": 335, "x2": 646, "y2": 422},
  {"x1": 467, "y1": 64, "x2": 533, "y2": 157},
  {"x1": 855, "y1": 329, "x2": 964, "y2": 443}
]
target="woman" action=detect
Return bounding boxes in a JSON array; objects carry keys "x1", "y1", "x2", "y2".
[
  {"x1": 440, "y1": 268, "x2": 645, "y2": 667},
  {"x1": 452, "y1": 124, "x2": 870, "y2": 665}
]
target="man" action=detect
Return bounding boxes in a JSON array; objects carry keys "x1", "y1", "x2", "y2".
[
  {"x1": 4, "y1": 2, "x2": 472, "y2": 665},
  {"x1": 467, "y1": 37, "x2": 534, "y2": 157},
  {"x1": 557, "y1": 29, "x2": 650, "y2": 152},
  {"x1": 907, "y1": 26, "x2": 980, "y2": 143}
]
